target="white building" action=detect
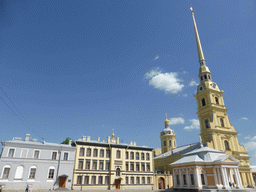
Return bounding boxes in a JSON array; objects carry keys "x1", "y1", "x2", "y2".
[{"x1": 0, "y1": 134, "x2": 76, "y2": 190}]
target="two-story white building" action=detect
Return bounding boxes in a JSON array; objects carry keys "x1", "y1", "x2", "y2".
[{"x1": 0, "y1": 134, "x2": 76, "y2": 190}]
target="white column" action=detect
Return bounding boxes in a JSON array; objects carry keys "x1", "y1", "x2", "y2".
[
  {"x1": 229, "y1": 168, "x2": 234, "y2": 183},
  {"x1": 217, "y1": 167, "x2": 221, "y2": 185},
  {"x1": 234, "y1": 168, "x2": 243, "y2": 188},
  {"x1": 186, "y1": 168, "x2": 190, "y2": 187},
  {"x1": 173, "y1": 169, "x2": 176, "y2": 188},
  {"x1": 213, "y1": 167, "x2": 218, "y2": 186},
  {"x1": 194, "y1": 167, "x2": 199, "y2": 189},
  {"x1": 224, "y1": 168, "x2": 230, "y2": 188},
  {"x1": 196, "y1": 166, "x2": 202, "y2": 189},
  {"x1": 221, "y1": 167, "x2": 228, "y2": 188},
  {"x1": 179, "y1": 168, "x2": 183, "y2": 188}
]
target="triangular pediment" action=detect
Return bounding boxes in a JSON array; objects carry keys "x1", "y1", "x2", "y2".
[{"x1": 225, "y1": 158, "x2": 233, "y2": 162}]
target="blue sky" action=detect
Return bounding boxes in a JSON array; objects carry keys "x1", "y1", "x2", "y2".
[{"x1": 0, "y1": 0, "x2": 256, "y2": 164}]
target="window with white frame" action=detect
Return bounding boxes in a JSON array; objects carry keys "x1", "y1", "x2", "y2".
[
  {"x1": 80, "y1": 148, "x2": 85, "y2": 156},
  {"x1": 142, "y1": 177, "x2": 145, "y2": 184},
  {"x1": 34, "y1": 150, "x2": 40, "y2": 159},
  {"x1": 147, "y1": 177, "x2": 151, "y2": 184},
  {"x1": 63, "y1": 152, "x2": 68, "y2": 160},
  {"x1": 84, "y1": 176, "x2": 89, "y2": 185},
  {"x1": 48, "y1": 167, "x2": 55, "y2": 179},
  {"x1": 2, "y1": 165, "x2": 11, "y2": 179},
  {"x1": 28, "y1": 166, "x2": 36, "y2": 179},
  {"x1": 52, "y1": 152, "x2": 57, "y2": 160},
  {"x1": 116, "y1": 150, "x2": 121, "y2": 159},
  {"x1": 146, "y1": 153, "x2": 150, "y2": 160},
  {"x1": 14, "y1": 166, "x2": 24, "y2": 179},
  {"x1": 8, "y1": 149, "x2": 15, "y2": 158},
  {"x1": 105, "y1": 176, "x2": 109, "y2": 184}
]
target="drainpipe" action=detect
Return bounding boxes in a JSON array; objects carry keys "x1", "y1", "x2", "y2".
[{"x1": 55, "y1": 147, "x2": 62, "y2": 189}]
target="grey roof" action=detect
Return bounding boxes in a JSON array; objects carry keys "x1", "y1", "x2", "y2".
[
  {"x1": 154, "y1": 142, "x2": 201, "y2": 159},
  {"x1": 171, "y1": 146, "x2": 239, "y2": 166}
]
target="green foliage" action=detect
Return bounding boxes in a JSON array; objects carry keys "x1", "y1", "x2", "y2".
[{"x1": 61, "y1": 137, "x2": 71, "y2": 145}]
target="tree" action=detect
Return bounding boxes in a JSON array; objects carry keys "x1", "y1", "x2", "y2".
[{"x1": 61, "y1": 137, "x2": 72, "y2": 145}]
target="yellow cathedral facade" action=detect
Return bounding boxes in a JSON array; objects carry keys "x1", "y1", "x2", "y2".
[{"x1": 154, "y1": 8, "x2": 254, "y2": 188}]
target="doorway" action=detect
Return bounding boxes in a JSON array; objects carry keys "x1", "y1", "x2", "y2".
[
  {"x1": 59, "y1": 176, "x2": 66, "y2": 188},
  {"x1": 116, "y1": 179, "x2": 120, "y2": 189},
  {"x1": 158, "y1": 177, "x2": 165, "y2": 189}
]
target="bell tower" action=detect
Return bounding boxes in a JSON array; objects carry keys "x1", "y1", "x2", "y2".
[
  {"x1": 160, "y1": 114, "x2": 176, "y2": 153},
  {"x1": 190, "y1": 7, "x2": 254, "y2": 187}
]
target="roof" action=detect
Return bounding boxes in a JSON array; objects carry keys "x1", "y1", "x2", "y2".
[
  {"x1": 171, "y1": 146, "x2": 239, "y2": 166},
  {"x1": 154, "y1": 142, "x2": 201, "y2": 159}
]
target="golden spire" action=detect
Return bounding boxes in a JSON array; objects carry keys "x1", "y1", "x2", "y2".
[
  {"x1": 111, "y1": 129, "x2": 115, "y2": 141},
  {"x1": 190, "y1": 7, "x2": 205, "y2": 65}
]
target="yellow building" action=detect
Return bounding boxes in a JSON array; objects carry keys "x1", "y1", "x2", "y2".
[
  {"x1": 72, "y1": 131, "x2": 154, "y2": 190},
  {"x1": 154, "y1": 8, "x2": 254, "y2": 189}
]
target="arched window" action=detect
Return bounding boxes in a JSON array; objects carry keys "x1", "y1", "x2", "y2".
[
  {"x1": 220, "y1": 118, "x2": 224, "y2": 127},
  {"x1": 1, "y1": 165, "x2": 11, "y2": 179},
  {"x1": 201, "y1": 76, "x2": 203, "y2": 81},
  {"x1": 208, "y1": 75, "x2": 211, "y2": 79},
  {"x1": 205, "y1": 120, "x2": 210, "y2": 128},
  {"x1": 14, "y1": 166, "x2": 24, "y2": 179},
  {"x1": 224, "y1": 140, "x2": 230, "y2": 150},
  {"x1": 215, "y1": 97, "x2": 219, "y2": 104},
  {"x1": 169, "y1": 140, "x2": 172, "y2": 147},
  {"x1": 202, "y1": 98, "x2": 206, "y2": 106},
  {"x1": 116, "y1": 168, "x2": 120, "y2": 176},
  {"x1": 163, "y1": 141, "x2": 166, "y2": 146},
  {"x1": 204, "y1": 75, "x2": 207, "y2": 79},
  {"x1": 28, "y1": 166, "x2": 36, "y2": 179}
]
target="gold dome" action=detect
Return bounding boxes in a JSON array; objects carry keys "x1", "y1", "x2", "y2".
[{"x1": 164, "y1": 114, "x2": 170, "y2": 124}]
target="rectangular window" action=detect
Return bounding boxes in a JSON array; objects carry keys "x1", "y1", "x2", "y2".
[
  {"x1": 48, "y1": 169, "x2": 55, "y2": 179},
  {"x1": 131, "y1": 177, "x2": 134, "y2": 184},
  {"x1": 130, "y1": 162, "x2": 134, "y2": 171},
  {"x1": 201, "y1": 174, "x2": 205, "y2": 185},
  {"x1": 176, "y1": 175, "x2": 180, "y2": 185},
  {"x1": 100, "y1": 149, "x2": 104, "y2": 158},
  {"x1": 92, "y1": 160, "x2": 97, "y2": 170},
  {"x1": 8, "y1": 149, "x2": 15, "y2": 158},
  {"x1": 141, "y1": 163, "x2": 145, "y2": 172},
  {"x1": 105, "y1": 160, "x2": 110, "y2": 171},
  {"x1": 106, "y1": 150, "x2": 110, "y2": 158},
  {"x1": 142, "y1": 177, "x2": 145, "y2": 184},
  {"x1": 52, "y1": 152, "x2": 57, "y2": 160},
  {"x1": 34, "y1": 150, "x2": 39, "y2": 159},
  {"x1": 29, "y1": 168, "x2": 36, "y2": 179},
  {"x1": 183, "y1": 174, "x2": 187, "y2": 185},
  {"x1": 136, "y1": 152, "x2": 139, "y2": 160},
  {"x1": 126, "y1": 177, "x2": 129, "y2": 184},
  {"x1": 77, "y1": 176, "x2": 82, "y2": 184},
  {"x1": 126, "y1": 151, "x2": 129, "y2": 159},
  {"x1": 99, "y1": 160, "x2": 104, "y2": 170},
  {"x1": 126, "y1": 162, "x2": 129, "y2": 171},
  {"x1": 105, "y1": 176, "x2": 109, "y2": 184},
  {"x1": 78, "y1": 159, "x2": 84, "y2": 169},
  {"x1": 79, "y1": 148, "x2": 85, "y2": 156},
  {"x1": 93, "y1": 149, "x2": 98, "y2": 157},
  {"x1": 146, "y1": 153, "x2": 150, "y2": 160},
  {"x1": 63, "y1": 152, "x2": 68, "y2": 160},
  {"x1": 130, "y1": 152, "x2": 134, "y2": 160},
  {"x1": 147, "y1": 177, "x2": 151, "y2": 184},
  {"x1": 92, "y1": 176, "x2": 96, "y2": 185},
  {"x1": 2, "y1": 168, "x2": 10, "y2": 179},
  {"x1": 141, "y1": 153, "x2": 144, "y2": 160},
  {"x1": 86, "y1": 159, "x2": 90, "y2": 170},
  {"x1": 86, "y1": 148, "x2": 91, "y2": 157},
  {"x1": 136, "y1": 177, "x2": 140, "y2": 184},
  {"x1": 116, "y1": 150, "x2": 121, "y2": 159},
  {"x1": 190, "y1": 174, "x2": 194, "y2": 185},
  {"x1": 84, "y1": 176, "x2": 89, "y2": 185},
  {"x1": 146, "y1": 163, "x2": 150, "y2": 172},
  {"x1": 136, "y1": 163, "x2": 140, "y2": 172},
  {"x1": 98, "y1": 176, "x2": 103, "y2": 185}
]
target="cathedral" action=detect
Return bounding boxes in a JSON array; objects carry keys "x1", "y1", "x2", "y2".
[{"x1": 154, "y1": 8, "x2": 254, "y2": 188}]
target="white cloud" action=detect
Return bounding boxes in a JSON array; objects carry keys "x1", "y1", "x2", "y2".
[
  {"x1": 184, "y1": 119, "x2": 200, "y2": 130},
  {"x1": 244, "y1": 135, "x2": 252, "y2": 140},
  {"x1": 189, "y1": 80, "x2": 199, "y2": 86},
  {"x1": 144, "y1": 68, "x2": 184, "y2": 94},
  {"x1": 244, "y1": 141, "x2": 256, "y2": 152},
  {"x1": 169, "y1": 117, "x2": 185, "y2": 125},
  {"x1": 154, "y1": 55, "x2": 159, "y2": 60},
  {"x1": 240, "y1": 117, "x2": 248, "y2": 120}
]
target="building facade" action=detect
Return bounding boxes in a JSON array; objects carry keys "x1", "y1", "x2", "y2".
[
  {"x1": 72, "y1": 132, "x2": 154, "y2": 190},
  {"x1": 190, "y1": 8, "x2": 254, "y2": 187},
  {"x1": 172, "y1": 146, "x2": 243, "y2": 190},
  {"x1": 0, "y1": 134, "x2": 76, "y2": 190}
]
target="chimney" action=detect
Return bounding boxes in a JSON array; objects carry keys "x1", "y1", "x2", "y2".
[
  {"x1": 82, "y1": 136, "x2": 86, "y2": 141},
  {"x1": 116, "y1": 137, "x2": 119, "y2": 144},
  {"x1": 69, "y1": 139, "x2": 72, "y2": 145},
  {"x1": 107, "y1": 136, "x2": 110, "y2": 143},
  {"x1": 25, "y1": 134, "x2": 30, "y2": 142},
  {"x1": 133, "y1": 142, "x2": 136, "y2": 146},
  {"x1": 98, "y1": 137, "x2": 100, "y2": 142},
  {"x1": 130, "y1": 142, "x2": 133, "y2": 145},
  {"x1": 87, "y1": 136, "x2": 91, "y2": 141}
]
